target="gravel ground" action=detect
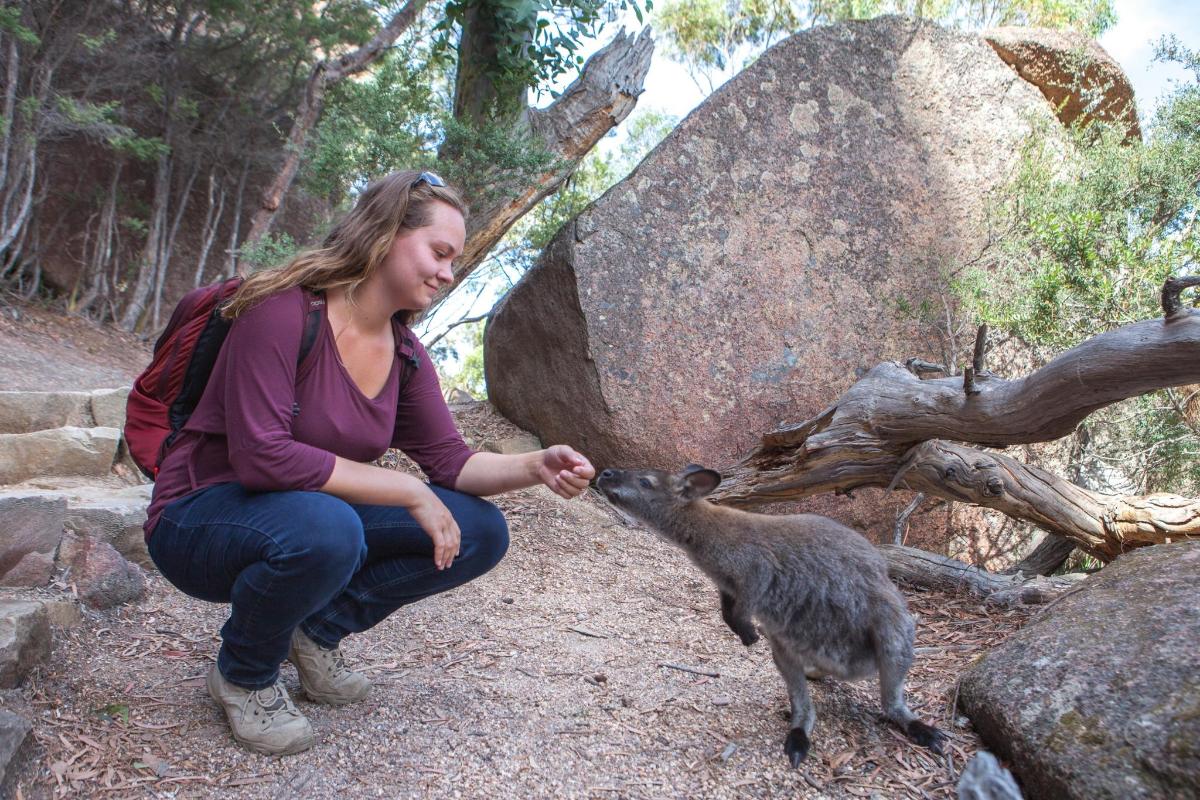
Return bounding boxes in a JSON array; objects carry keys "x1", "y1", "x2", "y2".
[{"x1": 6, "y1": 405, "x2": 1031, "y2": 800}]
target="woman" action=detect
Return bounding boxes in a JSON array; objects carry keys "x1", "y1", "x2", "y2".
[{"x1": 142, "y1": 169, "x2": 595, "y2": 756}]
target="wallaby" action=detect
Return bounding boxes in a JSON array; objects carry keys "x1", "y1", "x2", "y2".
[{"x1": 597, "y1": 464, "x2": 947, "y2": 767}]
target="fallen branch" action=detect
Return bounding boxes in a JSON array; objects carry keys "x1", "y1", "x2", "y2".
[
  {"x1": 879, "y1": 545, "x2": 1086, "y2": 605},
  {"x1": 710, "y1": 280, "x2": 1200, "y2": 561}
]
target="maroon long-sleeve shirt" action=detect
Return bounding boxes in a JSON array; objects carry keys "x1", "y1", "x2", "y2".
[{"x1": 143, "y1": 285, "x2": 476, "y2": 540}]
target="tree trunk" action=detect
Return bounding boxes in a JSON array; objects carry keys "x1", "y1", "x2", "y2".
[
  {"x1": 225, "y1": 161, "x2": 249, "y2": 278},
  {"x1": 426, "y1": 27, "x2": 655, "y2": 312},
  {"x1": 710, "y1": 279, "x2": 1200, "y2": 562},
  {"x1": 119, "y1": 147, "x2": 171, "y2": 331},
  {"x1": 194, "y1": 169, "x2": 226, "y2": 287},
  {"x1": 241, "y1": 0, "x2": 429, "y2": 250}
]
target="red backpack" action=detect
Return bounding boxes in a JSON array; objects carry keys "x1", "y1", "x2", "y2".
[{"x1": 123, "y1": 278, "x2": 324, "y2": 479}]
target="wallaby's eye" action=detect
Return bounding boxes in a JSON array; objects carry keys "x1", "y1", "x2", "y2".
[{"x1": 639, "y1": 477, "x2": 653, "y2": 489}]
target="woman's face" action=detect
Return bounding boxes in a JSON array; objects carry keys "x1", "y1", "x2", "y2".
[{"x1": 382, "y1": 200, "x2": 466, "y2": 310}]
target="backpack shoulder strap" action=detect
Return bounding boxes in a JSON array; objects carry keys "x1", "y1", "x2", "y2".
[{"x1": 298, "y1": 287, "x2": 325, "y2": 367}]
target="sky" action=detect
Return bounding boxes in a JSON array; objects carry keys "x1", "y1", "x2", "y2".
[{"x1": 419, "y1": 0, "x2": 1199, "y2": 354}]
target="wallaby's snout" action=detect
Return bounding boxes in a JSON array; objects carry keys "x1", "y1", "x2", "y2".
[{"x1": 597, "y1": 464, "x2": 722, "y2": 520}]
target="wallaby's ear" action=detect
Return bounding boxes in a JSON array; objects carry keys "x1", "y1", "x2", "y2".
[
  {"x1": 682, "y1": 463, "x2": 707, "y2": 475},
  {"x1": 681, "y1": 468, "x2": 722, "y2": 499}
]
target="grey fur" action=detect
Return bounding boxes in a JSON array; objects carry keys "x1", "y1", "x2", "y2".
[{"x1": 597, "y1": 464, "x2": 947, "y2": 767}]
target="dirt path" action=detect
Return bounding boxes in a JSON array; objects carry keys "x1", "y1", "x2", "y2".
[{"x1": 0, "y1": 297, "x2": 150, "y2": 391}]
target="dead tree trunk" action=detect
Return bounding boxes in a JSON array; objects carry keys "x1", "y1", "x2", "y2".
[
  {"x1": 710, "y1": 278, "x2": 1200, "y2": 563},
  {"x1": 445, "y1": 28, "x2": 654, "y2": 291}
]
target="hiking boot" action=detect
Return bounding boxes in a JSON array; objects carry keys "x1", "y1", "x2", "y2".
[
  {"x1": 288, "y1": 627, "x2": 371, "y2": 705},
  {"x1": 206, "y1": 664, "x2": 314, "y2": 756}
]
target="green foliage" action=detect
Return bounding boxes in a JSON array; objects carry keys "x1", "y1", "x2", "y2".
[
  {"x1": 302, "y1": 46, "x2": 447, "y2": 201},
  {"x1": 958, "y1": 42, "x2": 1199, "y2": 350},
  {"x1": 656, "y1": 0, "x2": 798, "y2": 85},
  {"x1": 957, "y1": 37, "x2": 1200, "y2": 495},
  {"x1": 440, "y1": 116, "x2": 565, "y2": 203},
  {"x1": 239, "y1": 232, "x2": 300, "y2": 272},
  {"x1": 432, "y1": 320, "x2": 488, "y2": 398},
  {"x1": 108, "y1": 134, "x2": 170, "y2": 162},
  {"x1": 0, "y1": 7, "x2": 39, "y2": 45},
  {"x1": 434, "y1": 0, "x2": 652, "y2": 101},
  {"x1": 655, "y1": 0, "x2": 1115, "y2": 87}
]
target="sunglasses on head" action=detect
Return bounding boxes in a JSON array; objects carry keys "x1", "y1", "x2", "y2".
[{"x1": 412, "y1": 171, "x2": 446, "y2": 188}]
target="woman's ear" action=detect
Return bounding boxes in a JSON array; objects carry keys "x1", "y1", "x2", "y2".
[{"x1": 680, "y1": 467, "x2": 722, "y2": 499}]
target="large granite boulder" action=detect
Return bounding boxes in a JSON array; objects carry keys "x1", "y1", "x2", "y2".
[
  {"x1": 959, "y1": 542, "x2": 1200, "y2": 800},
  {"x1": 984, "y1": 27, "x2": 1140, "y2": 140},
  {"x1": 486, "y1": 17, "x2": 1077, "y2": 491}
]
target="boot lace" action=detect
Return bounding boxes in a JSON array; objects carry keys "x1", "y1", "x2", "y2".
[{"x1": 241, "y1": 681, "x2": 300, "y2": 726}]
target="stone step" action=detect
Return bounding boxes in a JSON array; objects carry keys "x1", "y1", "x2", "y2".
[
  {"x1": 0, "y1": 387, "x2": 129, "y2": 434},
  {"x1": 0, "y1": 426, "x2": 122, "y2": 485},
  {"x1": 0, "y1": 484, "x2": 151, "y2": 609},
  {"x1": 0, "y1": 600, "x2": 49, "y2": 689}
]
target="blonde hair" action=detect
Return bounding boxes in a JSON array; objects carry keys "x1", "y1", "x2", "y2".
[{"x1": 222, "y1": 169, "x2": 468, "y2": 324}]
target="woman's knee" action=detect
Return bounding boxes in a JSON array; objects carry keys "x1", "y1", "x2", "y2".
[
  {"x1": 459, "y1": 498, "x2": 509, "y2": 573},
  {"x1": 277, "y1": 493, "x2": 366, "y2": 576}
]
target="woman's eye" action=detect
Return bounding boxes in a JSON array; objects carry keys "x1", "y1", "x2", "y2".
[{"x1": 639, "y1": 478, "x2": 652, "y2": 488}]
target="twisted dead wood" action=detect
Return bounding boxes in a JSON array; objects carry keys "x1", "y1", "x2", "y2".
[{"x1": 710, "y1": 279, "x2": 1200, "y2": 562}]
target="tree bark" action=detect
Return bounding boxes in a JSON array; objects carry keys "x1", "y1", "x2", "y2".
[
  {"x1": 241, "y1": 0, "x2": 429, "y2": 250},
  {"x1": 710, "y1": 285, "x2": 1200, "y2": 562},
  {"x1": 879, "y1": 544, "x2": 1085, "y2": 605}
]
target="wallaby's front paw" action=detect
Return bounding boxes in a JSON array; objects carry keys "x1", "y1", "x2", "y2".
[
  {"x1": 738, "y1": 628, "x2": 760, "y2": 646},
  {"x1": 784, "y1": 727, "x2": 810, "y2": 767}
]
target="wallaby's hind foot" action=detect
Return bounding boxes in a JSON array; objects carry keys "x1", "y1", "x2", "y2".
[
  {"x1": 902, "y1": 719, "x2": 947, "y2": 754},
  {"x1": 784, "y1": 727, "x2": 810, "y2": 767}
]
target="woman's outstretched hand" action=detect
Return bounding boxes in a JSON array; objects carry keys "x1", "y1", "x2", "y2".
[
  {"x1": 408, "y1": 485, "x2": 461, "y2": 570},
  {"x1": 537, "y1": 445, "x2": 595, "y2": 499}
]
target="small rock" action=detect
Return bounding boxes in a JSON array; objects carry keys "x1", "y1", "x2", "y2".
[
  {"x1": 719, "y1": 742, "x2": 738, "y2": 762},
  {"x1": 501, "y1": 597, "x2": 514, "y2": 605},
  {"x1": 957, "y1": 751, "x2": 1023, "y2": 800},
  {"x1": 0, "y1": 709, "x2": 32, "y2": 787},
  {"x1": 712, "y1": 695, "x2": 732, "y2": 707},
  {"x1": 0, "y1": 601, "x2": 50, "y2": 689},
  {"x1": 58, "y1": 533, "x2": 145, "y2": 609}
]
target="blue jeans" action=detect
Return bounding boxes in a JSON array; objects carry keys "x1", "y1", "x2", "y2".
[{"x1": 147, "y1": 481, "x2": 509, "y2": 689}]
